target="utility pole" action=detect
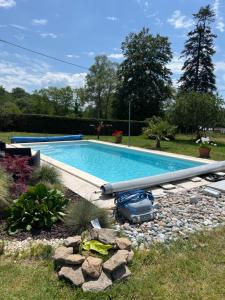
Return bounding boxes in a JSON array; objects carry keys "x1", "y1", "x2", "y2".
[{"x1": 128, "y1": 99, "x2": 131, "y2": 147}]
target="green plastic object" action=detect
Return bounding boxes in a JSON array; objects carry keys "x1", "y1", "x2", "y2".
[{"x1": 82, "y1": 239, "x2": 112, "y2": 255}]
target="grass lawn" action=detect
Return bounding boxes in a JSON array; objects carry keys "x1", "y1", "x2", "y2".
[
  {"x1": 1, "y1": 227, "x2": 225, "y2": 300},
  {"x1": 1, "y1": 131, "x2": 225, "y2": 161}
]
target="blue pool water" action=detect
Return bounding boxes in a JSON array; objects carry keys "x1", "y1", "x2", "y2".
[{"x1": 28, "y1": 141, "x2": 204, "y2": 183}]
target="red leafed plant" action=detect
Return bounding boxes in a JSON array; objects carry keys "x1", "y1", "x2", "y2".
[
  {"x1": 0, "y1": 155, "x2": 33, "y2": 198},
  {"x1": 112, "y1": 130, "x2": 123, "y2": 137}
]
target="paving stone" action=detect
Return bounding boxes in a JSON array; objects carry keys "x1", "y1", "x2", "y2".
[
  {"x1": 160, "y1": 184, "x2": 176, "y2": 190},
  {"x1": 191, "y1": 177, "x2": 202, "y2": 182}
]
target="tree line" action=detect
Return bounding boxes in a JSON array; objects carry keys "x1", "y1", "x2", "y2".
[{"x1": 0, "y1": 5, "x2": 224, "y2": 132}]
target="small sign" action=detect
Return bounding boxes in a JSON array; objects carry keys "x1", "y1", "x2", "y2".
[{"x1": 90, "y1": 218, "x2": 101, "y2": 229}]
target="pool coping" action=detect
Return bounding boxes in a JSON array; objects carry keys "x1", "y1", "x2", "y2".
[{"x1": 14, "y1": 139, "x2": 214, "y2": 189}]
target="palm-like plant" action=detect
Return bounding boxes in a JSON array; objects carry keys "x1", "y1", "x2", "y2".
[{"x1": 143, "y1": 117, "x2": 177, "y2": 149}]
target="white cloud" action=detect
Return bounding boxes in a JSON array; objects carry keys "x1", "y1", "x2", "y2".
[
  {"x1": 136, "y1": 0, "x2": 151, "y2": 12},
  {"x1": 213, "y1": 0, "x2": 225, "y2": 32},
  {"x1": 0, "y1": 59, "x2": 86, "y2": 91},
  {"x1": 168, "y1": 10, "x2": 193, "y2": 29},
  {"x1": 10, "y1": 24, "x2": 27, "y2": 30},
  {"x1": 168, "y1": 56, "x2": 184, "y2": 75},
  {"x1": 108, "y1": 53, "x2": 124, "y2": 60},
  {"x1": 155, "y1": 17, "x2": 163, "y2": 26},
  {"x1": 84, "y1": 51, "x2": 95, "y2": 57},
  {"x1": 0, "y1": 0, "x2": 16, "y2": 8},
  {"x1": 32, "y1": 19, "x2": 48, "y2": 26},
  {"x1": 40, "y1": 33, "x2": 58, "y2": 39},
  {"x1": 66, "y1": 54, "x2": 80, "y2": 59},
  {"x1": 106, "y1": 16, "x2": 118, "y2": 21}
]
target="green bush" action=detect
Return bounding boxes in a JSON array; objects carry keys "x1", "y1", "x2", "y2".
[
  {"x1": 0, "y1": 113, "x2": 147, "y2": 135},
  {"x1": 64, "y1": 200, "x2": 111, "y2": 234},
  {"x1": 0, "y1": 168, "x2": 11, "y2": 212},
  {"x1": 31, "y1": 164, "x2": 62, "y2": 186},
  {"x1": 7, "y1": 183, "x2": 69, "y2": 234}
]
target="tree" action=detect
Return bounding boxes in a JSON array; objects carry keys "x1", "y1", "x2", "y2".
[
  {"x1": 143, "y1": 116, "x2": 176, "y2": 149},
  {"x1": 37, "y1": 86, "x2": 74, "y2": 115},
  {"x1": 85, "y1": 55, "x2": 118, "y2": 119},
  {"x1": 11, "y1": 87, "x2": 28, "y2": 99},
  {"x1": 172, "y1": 92, "x2": 223, "y2": 137},
  {"x1": 113, "y1": 27, "x2": 172, "y2": 121},
  {"x1": 178, "y1": 5, "x2": 216, "y2": 93},
  {"x1": 0, "y1": 102, "x2": 21, "y2": 114}
]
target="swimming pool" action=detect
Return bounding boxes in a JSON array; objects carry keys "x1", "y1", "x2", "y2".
[{"x1": 27, "y1": 141, "x2": 205, "y2": 183}]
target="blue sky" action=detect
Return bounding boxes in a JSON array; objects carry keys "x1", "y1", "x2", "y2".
[{"x1": 0, "y1": 0, "x2": 225, "y2": 96}]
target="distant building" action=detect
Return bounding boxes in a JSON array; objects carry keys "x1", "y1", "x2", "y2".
[{"x1": 214, "y1": 128, "x2": 225, "y2": 134}]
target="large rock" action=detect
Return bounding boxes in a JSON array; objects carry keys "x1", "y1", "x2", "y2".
[
  {"x1": 64, "y1": 254, "x2": 85, "y2": 265},
  {"x1": 64, "y1": 236, "x2": 81, "y2": 253},
  {"x1": 82, "y1": 271, "x2": 112, "y2": 292},
  {"x1": 116, "y1": 237, "x2": 132, "y2": 251},
  {"x1": 89, "y1": 228, "x2": 118, "y2": 245},
  {"x1": 82, "y1": 256, "x2": 103, "y2": 279},
  {"x1": 127, "y1": 250, "x2": 134, "y2": 263},
  {"x1": 58, "y1": 266, "x2": 85, "y2": 287},
  {"x1": 54, "y1": 246, "x2": 73, "y2": 263},
  {"x1": 112, "y1": 265, "x2": 131, "y2": 281},
  {"x1": 103, "y1": 250, "x2": 129, "y2": 272}
]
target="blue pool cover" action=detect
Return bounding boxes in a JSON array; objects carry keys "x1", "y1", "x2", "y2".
[{"x1": 11, "y1": 135, "x2": 83, "y2": 143}]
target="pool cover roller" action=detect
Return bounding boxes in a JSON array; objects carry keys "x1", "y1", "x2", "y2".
[
  {"x1": 101, "y1": 160, "x2": 225, "y2": 194},
  {"x1": 11, "y1": 135, "x2": 83, "y2": 143}
]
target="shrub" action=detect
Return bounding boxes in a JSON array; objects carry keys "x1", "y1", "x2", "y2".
[
  {"x1": 0, "y1": 168, "x2": 11, "y2": 212},
  {"x1": 0, "y1": 155, "x2": 33, "y2": 198},
  {"x1": 0, "y1": 113, "x2": 147, "y2": 135},
  {"x1": 64, "y1": 200, "x2": 111, "y2": 234},
  {"x1": 31, "y1": 164, "x2": 62, "y2": 186},
  {"x1": 7, "y1": 183, "x2": 69, "y2": 234}
]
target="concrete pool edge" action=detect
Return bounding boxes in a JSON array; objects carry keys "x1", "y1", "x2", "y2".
[
  {"x1": 89, "y1": 139, "x2": 214, "y2": 164},
  {"x1": 14, "y1": 139, "x2": 215, "y2": 189}
]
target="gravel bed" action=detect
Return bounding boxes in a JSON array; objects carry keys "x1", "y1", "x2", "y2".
[
  {"x1": 2, "y1": 187, "x2": 225, "y2": 254},
  {"x1": 115, "y1": 187, "x2": 225, "y2": 249}
]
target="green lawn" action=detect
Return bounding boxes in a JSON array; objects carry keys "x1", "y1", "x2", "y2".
[
  {"x1": 1, "y1": 227, "x2": 225, "y2": 299},
  {"x1": 1, "y1": 131, "x2": 225, "y2": 161}
]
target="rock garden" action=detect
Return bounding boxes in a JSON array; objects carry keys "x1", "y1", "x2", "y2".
[{"x1": 54, "y1": 228, "x2": 133, "y2": 292}]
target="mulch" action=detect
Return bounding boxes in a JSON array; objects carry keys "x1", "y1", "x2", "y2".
[{"x1": 0, "y1": 189, "x2": 82, "y2": 241}]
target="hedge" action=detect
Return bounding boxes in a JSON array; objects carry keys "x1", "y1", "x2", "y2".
[{"x1": 0, "y1": 114, "x2": 148, "y2": 136}]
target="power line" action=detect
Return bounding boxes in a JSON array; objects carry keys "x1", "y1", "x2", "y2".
[{"x1": 0, "y1": 38, "x2": 89, "y2": 71}]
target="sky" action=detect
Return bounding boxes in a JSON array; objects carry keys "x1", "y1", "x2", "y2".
[{"x1": 0, "y1": 0, "x2": 225, "y2": 97}]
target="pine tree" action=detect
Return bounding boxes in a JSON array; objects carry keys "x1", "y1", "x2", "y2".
[{"x1": 178, "y1": 5, "x2": 217, "y2": 93}]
